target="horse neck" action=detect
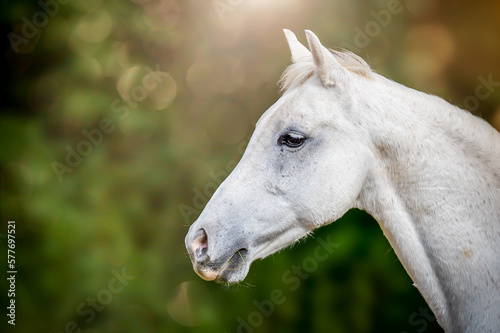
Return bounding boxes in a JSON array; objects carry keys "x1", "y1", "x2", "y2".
[{"x1": 355, "y1": 77, "x2": 500, "y2": 332}]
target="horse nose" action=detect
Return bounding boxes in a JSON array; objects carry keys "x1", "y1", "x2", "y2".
[
  {"x1": 187, "y1": 227, "x2": 219, "y2": 281},
  {"x1": 191, "y1": 228, "x2": 208, "y2": 264}
]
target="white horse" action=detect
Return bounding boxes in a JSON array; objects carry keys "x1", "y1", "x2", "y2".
[{"x1": 185, "y1": 30, "x2": 500, "y2": 332}]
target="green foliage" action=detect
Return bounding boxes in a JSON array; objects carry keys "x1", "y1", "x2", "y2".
[{"x1": 2, "y1": 0, "x2": 499, "y2": 332}]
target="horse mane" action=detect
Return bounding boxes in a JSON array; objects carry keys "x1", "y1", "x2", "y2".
[{"x1": 279, "y1": 49, "x2": 373, "y2": 92}]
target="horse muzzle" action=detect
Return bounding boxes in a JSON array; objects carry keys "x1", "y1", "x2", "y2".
[{"x1": 185, "y1": 226, "x2": 250, "y2": 284}]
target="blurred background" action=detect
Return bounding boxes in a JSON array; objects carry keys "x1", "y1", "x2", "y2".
[{"x1": 1, "y1": 0, "x2": 499, "y2": 332}]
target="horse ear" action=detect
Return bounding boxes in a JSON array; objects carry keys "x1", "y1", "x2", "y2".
[
  {"x1": 304, "y1": 30, "x2": 346, "y2": 87},
  {"x1": 283, "y1": 29, "x2": 311, "y2": 63}
]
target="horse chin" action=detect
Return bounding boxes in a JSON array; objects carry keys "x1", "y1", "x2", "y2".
[{"x1": 214, "y1": 248, "x2": 251, "y2": 285}]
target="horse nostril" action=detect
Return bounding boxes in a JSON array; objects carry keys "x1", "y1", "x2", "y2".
[{"x1": 192, "y1": 229, "x2": 208, "y2": 263}]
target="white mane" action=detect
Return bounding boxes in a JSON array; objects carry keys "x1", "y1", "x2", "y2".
[{"x1": 279, "y1": 49, "x2": 373, "y2": 92}]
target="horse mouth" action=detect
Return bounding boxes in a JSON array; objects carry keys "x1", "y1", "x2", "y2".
[{"x1": 215, "y1": 248, "x2": 249, "y2": 284}]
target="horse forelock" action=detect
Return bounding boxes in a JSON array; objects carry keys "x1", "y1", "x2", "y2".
[{"x1": 279, "y1": 49, "x2": 373, "y2": 92}]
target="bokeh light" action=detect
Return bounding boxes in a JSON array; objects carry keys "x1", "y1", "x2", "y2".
[{"x1": 166, "y1": 281, "x2": 199, "y2": 327}]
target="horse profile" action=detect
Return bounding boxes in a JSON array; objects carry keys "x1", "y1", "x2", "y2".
[{"x1": 185, "y1": 30, "x2": 500, "y2": 332}]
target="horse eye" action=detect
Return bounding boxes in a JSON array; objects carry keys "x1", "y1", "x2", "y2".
[{"x1": 278, "y1": 132, "x2": 306, "y2": 148}]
